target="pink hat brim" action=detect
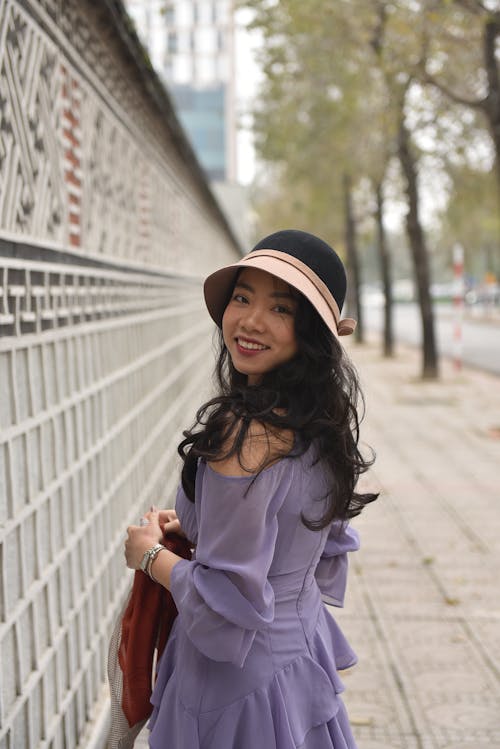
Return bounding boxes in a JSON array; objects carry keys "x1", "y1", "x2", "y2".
[{"x1": 203, "y1": 252, "x2": 354, "y2": 338}]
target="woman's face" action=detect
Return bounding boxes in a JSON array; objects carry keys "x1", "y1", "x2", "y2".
[{"x1": 222, "y1": 267, "x2": 298, "y2": 385}]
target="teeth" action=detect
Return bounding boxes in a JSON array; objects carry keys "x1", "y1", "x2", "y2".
[{"x1": 238, "y1": 339, "x2": 267, "y2": 350}]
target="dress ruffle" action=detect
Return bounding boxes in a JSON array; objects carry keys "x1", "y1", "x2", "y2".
[
  {"x1": 149, "y1": 656, "x2": 350, "y2": 749},
  {"x1": 313, "y1": 604, "x2": 358, "y2": 676},
  {"x1": 148, "y1": 601, "x2": 357, "y2": 749}
]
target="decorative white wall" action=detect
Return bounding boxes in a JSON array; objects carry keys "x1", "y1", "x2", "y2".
[{"x1": 0, "y1": 1, "x2": 240, "y2": 747}]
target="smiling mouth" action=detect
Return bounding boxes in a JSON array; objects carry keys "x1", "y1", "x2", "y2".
[{"x1": 236, "y1": 338, "x2": 269, "y2": 351}]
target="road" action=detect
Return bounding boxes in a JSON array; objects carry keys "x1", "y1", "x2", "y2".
[{"x1": 363, "y1": 301, "x2": 500, "y2": 375}]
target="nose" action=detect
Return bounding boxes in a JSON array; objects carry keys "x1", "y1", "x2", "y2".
[{"x1": 241, "y1": 303, "x2": 265, "y2": 333}]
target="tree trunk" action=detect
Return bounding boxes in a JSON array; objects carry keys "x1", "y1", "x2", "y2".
[
  {"x1": 483, "y1": 16, "x2": 500, "y2": 193},
  {"x1": 397, "y1": 118, "x2": 439, "y2": 379},
  {"x1": 343, "y1": 173, "x2": 363, "y2": 343},
  {"x1": 374, "y1": 180, "x2": 394, "y2": 357},
  {"x1": 482, "y1": 15, "x2": 500, "y2": 276}
]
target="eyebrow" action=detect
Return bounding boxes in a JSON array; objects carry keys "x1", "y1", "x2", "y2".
[{"x1": 234, "y1": 280, "x2": 296, "y2": 301}]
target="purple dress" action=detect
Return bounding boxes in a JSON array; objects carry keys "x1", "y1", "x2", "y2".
[{"x1": 148, "y1": 445, "x2": 360, "y2": 749}]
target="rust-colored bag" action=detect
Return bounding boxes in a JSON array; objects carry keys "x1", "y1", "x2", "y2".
[{"x1": 108, "y1": 533, "x2": 192, "y2": 749}]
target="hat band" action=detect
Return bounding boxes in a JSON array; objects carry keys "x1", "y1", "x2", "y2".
[{"x1": 240, "y1": 249, "x2": 357, "y2": 337}]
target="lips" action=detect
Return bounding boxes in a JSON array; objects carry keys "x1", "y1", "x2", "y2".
[{"x1": 236, "y1": 337, "x2": 269, "y2": 353}]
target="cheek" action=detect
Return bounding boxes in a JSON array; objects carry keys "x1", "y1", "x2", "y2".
[
  {"x1": 283, "y1": 322, "x2": 298, "y2": 353},
  {"x1": 221, "y1": 308, "x2": 233, "y2": 346}
]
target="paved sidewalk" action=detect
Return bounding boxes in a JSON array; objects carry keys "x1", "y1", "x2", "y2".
[
  {"x1": 337, "y1": 340, "x2": 500, "y2": 749},
  {"x1": 134, "y1": 341, "x2": 500, "y2": 749}
]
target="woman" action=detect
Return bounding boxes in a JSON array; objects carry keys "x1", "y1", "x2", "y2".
[{"x1": 125, "y1": 229, "x2": 378, "y2": 748}]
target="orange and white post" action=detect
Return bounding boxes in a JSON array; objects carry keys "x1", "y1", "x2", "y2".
[{"x1": 452, "y1": 243, "x2": 464, "y2": 371}]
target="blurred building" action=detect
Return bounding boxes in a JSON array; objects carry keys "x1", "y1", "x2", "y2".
[{"x1": 126, "y1": 0, "x2": 237, "y2": 182}]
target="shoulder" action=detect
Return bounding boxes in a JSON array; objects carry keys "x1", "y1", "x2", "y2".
[{"x1": 208, "y1": 419, "x2": 295, "y2": 477}]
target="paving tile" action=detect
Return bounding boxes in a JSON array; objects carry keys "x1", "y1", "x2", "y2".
[{"x1": 338, "y1": 340, "x2": 500, "y2": 747}]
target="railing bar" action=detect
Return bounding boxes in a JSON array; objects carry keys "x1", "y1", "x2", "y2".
[
  {"x1": 0, "y1": 259, "x2": 202, "y2": 286},
  {"x1": 0, "y1": 235, "x2": 209, "y2": 284},
  {"x1": 0, "y1": 298, "x2": 206, "y2": 352}
]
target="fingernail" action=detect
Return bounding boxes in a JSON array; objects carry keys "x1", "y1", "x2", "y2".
[{"x1": 150, "y1": 504, "x2": 157, "y2": 512}]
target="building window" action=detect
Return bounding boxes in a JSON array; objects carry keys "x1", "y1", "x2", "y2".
[
  {"x1": 162, "y1": 59, "x2": 173, "y2": 79},
  {"x1": 162, "y1": 3, "x2": 175, "y2": 24},
  {"x1": 167, "y1": 31, "x2": 178, "y2": 53}
]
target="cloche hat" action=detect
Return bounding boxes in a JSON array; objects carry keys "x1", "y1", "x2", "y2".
[{"x1": 203, "y1": 229, "x2": 357, "y2": 338}]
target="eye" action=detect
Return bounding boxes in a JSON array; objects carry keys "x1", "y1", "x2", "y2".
[
  {"x1": 232, "y1": 293, "x2": 248, "y2": 304},
  {"x1": 273, "y1": 304, "x2": 293, "y2": 315}
]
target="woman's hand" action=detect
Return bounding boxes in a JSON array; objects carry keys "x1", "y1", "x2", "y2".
[
  {"x1": 124, "y1": 509, "x2": 163, "y2": 570},
  {"x1": 158, "y1": 508, "x2": 186, "y2": 538}
]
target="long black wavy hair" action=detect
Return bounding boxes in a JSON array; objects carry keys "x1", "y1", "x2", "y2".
[{"x1": 178, "y1": 290, "x2": 378, "y2": 530}]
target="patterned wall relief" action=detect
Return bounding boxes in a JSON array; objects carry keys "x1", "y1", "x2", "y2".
[
  {"x1": 0, "y1": 0, "x2": 238, "y2": 274},
  {"x1": 0, "y1": 5, "x2": 66, "y2": 243}
]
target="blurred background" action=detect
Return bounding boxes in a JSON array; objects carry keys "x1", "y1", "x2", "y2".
[
  {"x1": 0, "y1": 1, "x2": 498, "y2": 748},
  {"x1": 126, "y1": 0, "x2": 500, "y2": 377}
]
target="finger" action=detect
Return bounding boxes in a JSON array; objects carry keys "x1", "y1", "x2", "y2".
[
  {"x1": 158, "y1": 512, "x2": 178, "y2": 526},
  {"x1": 162, "y1": 520, "x2": 179, "y2": 534},
  {"x1": 159, "y1": 509, "x2": 175, "y2": 521}
]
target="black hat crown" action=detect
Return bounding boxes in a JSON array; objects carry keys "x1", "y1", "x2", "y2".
[{"x1": 251, "y1": 229, "x2": 347, "y2": 312}]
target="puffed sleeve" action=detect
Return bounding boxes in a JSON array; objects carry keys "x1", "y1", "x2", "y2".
[
  {"x1": 314, "y1": 522, "x2": 360, "y2": 607},
  {"x1": 169, "y1": 459, "x2": 294, "y2": 667}
]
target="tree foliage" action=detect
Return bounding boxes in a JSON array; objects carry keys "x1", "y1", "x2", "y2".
[
  {"x1": 247, "y1": 0, "x2": 388, "y2": 236},
  {"x1": 243, "y1": 0, "x2": 499, "y2": 376},
  {"x1": 246, "y1": 0, "x2": 498, "y2": 260}
]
